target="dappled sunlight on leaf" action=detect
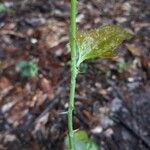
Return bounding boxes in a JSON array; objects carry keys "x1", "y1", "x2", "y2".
[{"x1": 76, "y1": 25, "x2": 133, "y2": 66}]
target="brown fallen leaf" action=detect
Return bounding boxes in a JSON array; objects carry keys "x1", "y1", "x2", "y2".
[
  {"x1": 5, "y1": 47, "x2": 18, "y2": 53},
  {"x1": 141, "y1": 55, "x2": 150, "y2": 78},
  {"x1": 0, "y1": 30, "x2": 25, "y2": 38},
  {"x1": 0, "y1": 76, "x2": 11, "y2": 90},
  {"x1": 83, "y1": 110, "x2": 98, "y2": 124},
  {"x1": 39, "y1": 78, "x2": 54, "y2": 98},
  {"x1": 35, "y1": 19, "x2": 67, "y2": 49},
  {"x1": 126, "y1": 44, "x2": 142, "y2": 57},
  {"x1": 126, "y1": 44, "x2": 150, "y2": 77}
]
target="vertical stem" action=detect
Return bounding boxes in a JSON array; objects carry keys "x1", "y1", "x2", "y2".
[{"x1": 68, "y1": 0, "x2": 77, "y2": 150}]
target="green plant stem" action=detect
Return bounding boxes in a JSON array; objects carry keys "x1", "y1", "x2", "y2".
[{"x1": 68, "y1": 0, "x2": 77, "y2": 150}]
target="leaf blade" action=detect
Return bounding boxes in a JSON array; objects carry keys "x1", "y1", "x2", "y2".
[
  {"x1": 65, "y1": 130, "x2": 99, "y2": 150},
  {"x1": 77, "y1": 25, "x2": 133, "y2": 65}
]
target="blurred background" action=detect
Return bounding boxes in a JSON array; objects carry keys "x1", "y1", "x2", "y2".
[{"x1": 0, "y1": 0, "x2": 149, "y2": 150}]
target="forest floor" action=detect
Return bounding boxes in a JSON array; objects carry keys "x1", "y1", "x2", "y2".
[{"x1": 0, "y1": 0, "x2": 150, "y2": 150}]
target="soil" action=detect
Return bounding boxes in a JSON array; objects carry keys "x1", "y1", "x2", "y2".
[{"x1": 0, "y1": 0, "x2": 149, "y2": 150}]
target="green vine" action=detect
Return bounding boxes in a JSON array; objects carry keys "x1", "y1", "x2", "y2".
[
  {"x1": 67, "y1": 1, "x2": 132, "y2": 150},
  {"x1": 68, "y1": 0, "x2": 77, "y2": 150}
]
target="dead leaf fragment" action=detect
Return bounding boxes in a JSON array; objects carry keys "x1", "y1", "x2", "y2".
[
  {"x1": 126, "y1": 44, "x2": 142, "y2": 57},
  {"x1": 39, "y1": 78, "x2": 54, "y2": 98},
  {"x1": 0, "y1": 76, "x2": 11, "y2": 90},
  {"x1": 83, "y1": 110, "x2": 98, "y2": 124}
]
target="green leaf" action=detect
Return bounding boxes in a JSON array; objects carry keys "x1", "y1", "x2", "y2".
[
  {"x1": 79, "y1": 63, "x2": 88, "y2": 73},
  {"x1": 16, "y1": 60, "x2": 38, "y2": 77},
  {"x1": 76, "y1": 25, "x2": 133, "y2": 66},
  {"x1": 74, "y1": 130, "x2": 89, "y2": 141},
  {"x1": 0, "y1": 3, "x2": 7, "y2": 13},
  {"x1": 65, "y1": 130, "x2": 99, "y2": 150},
  {"x1": 117, "y1": 61, "x2": 130, "y2": 73}
]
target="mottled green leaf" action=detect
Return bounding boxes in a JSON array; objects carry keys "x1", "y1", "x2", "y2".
[
  {"x1": 0, "y1": 3, "x2": 7, "y2": 13},
  {"x1": 65, "y1": 130, "x2": 99, "y2": 150},
  {"x1": 76, "y1": 25, "x2": 133, "y2": 66},
  {"x1": 16, "y1": 60, "x2": 38, "y2": 77},
  {"x1": 117, "y1": 61, "x2": 130, "y2": 73}
]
